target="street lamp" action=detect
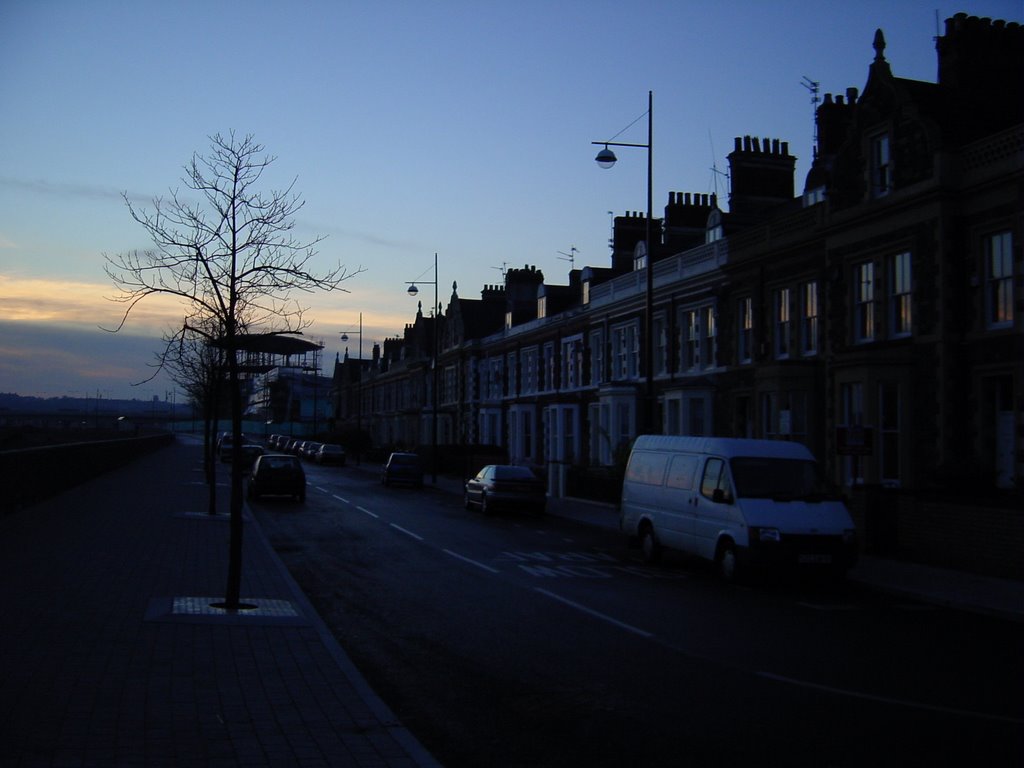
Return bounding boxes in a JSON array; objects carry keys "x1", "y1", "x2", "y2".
[
  {"x1": 406, "y1": 252, "x2": 439, "y2": 484},
  {"x1": 340, "y1": 313, "x2": 363, "y2": 465},
  {"x1": 592, "y1": 89, "x2": 655, "y2": 434}
]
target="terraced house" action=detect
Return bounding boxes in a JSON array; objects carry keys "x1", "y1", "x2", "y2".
[{"x1": 332, "y1": 13, "x2": 1023, "y2": 578}]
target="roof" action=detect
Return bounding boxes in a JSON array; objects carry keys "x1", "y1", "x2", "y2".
[
  {"x1": 212, "y1": 333, "x2": 321, "y2": 355},
  {"x1": 630, "y1": 435, "x2": 814, "y2": 461}
]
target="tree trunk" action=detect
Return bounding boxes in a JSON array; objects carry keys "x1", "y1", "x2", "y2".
[{"x1": 223, "y1": 343, "x2": 244, "y2": 609}]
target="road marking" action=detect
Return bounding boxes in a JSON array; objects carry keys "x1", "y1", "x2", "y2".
[
  {"x1": 756, "y1": 671, "x2": 1024, "y2": 725},
  {"x1": 332, "y1": 494, "x2": 350, "y2": 504},
  {"x1": 316, "y1": 486, "x2": 329, "y2": 493},
  {"x1": 444, "y1": 549, "x2": 500, "y2": 573},
  {"x1": 535, "y1": 588, "x2": 653, "y2": 638},
  {"x1": 356, "y1": 506, "x2": 378, "y2": 518},
  {"x1": 797, "y1": 602, "x2": 861, "y2": 612},
  {"x1": 390, "y1": 523, "x2": 423, "y2": 541}
]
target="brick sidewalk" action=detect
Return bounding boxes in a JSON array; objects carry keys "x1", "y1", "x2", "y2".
[{"x1": 0, "y1": 436, "x2": 439, "y2": 767}]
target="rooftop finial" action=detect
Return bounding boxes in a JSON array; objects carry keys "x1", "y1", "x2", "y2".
[{"x1": 873, "y1": 28, "x2": 886, "y2": 62}]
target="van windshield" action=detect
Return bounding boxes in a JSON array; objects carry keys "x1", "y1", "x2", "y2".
[{"x1": 729, "y1": 457, "x2": 837, "y2": 500}]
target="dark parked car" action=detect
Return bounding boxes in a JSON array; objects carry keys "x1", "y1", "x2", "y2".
[
  {"x1": 464, "y1": 464, "x2": 547, "y2": 515},
  {"x1": 315, "y1": 444, "x2": 346, "y2": 466},
  {"x1": 248, "y1": 454, "x2": 306, "y2": 501},
  {"x1": 236, "y1": 442, "x2": 264, "y2": 467},
  {"x1": 382, "y1": 452, "x2": 423, "y2": 488}
]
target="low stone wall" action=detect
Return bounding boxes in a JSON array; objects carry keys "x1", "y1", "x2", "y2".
[
  {"x1": 849, "y1": 485, "x2": 1024, "y2": 580},
  {"x1": 0, "y1": 433, "x2": 175, "y2": 514}
]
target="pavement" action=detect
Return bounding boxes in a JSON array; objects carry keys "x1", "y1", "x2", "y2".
[{"x1": 2, "y1": 438, "x2": 1022, "y2": 767}]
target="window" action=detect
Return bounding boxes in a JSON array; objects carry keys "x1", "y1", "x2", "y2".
[
  {"x1": 653, "y1": 313, "x2": 668, "y2": 377},
  {"x1": 738, "y1": 297, "x2": 754, "y2": 363},
  {"x1": 879, "y1": 381, "x2": 900, "y2": 485},
  {"x1": 538, "y1": 295, "x2": 547, "y2": 319},
  {"x1": 488, "y1": 357, "x2": 504, "y2": 399},
  {"x1": 666, "y1": 454, "x2": 699, "y2": 490},
  {"x1": 774, "y1": 288, "x2": 791, "y2": 359},
  {"x1": 871, "y1": 132, "x2": 891, "y2": 197},
  {"x1": 986, "y1": 231, "x2": 1014, "y2": 328},
  {"x1": 612, "y1": 322, "x2": 639, "y2": 381},
  {"x1": 542, "y1": 343, "x2": 556, "y2": 392},
  {"x1": 683, "y1": 309, "x2": 700, "y2": 371},
  {"x1": 702, "y1": 306, "x2": 717, "y2": 368},
  {"x1": 506, "y1": 352, "x2": 518, "y2": 397},
  {"x1": 561, "y1": 336, "x2": 583, "y2": 391},
  {"x1": 800, "y1": 281, "x2": 819, "y2": 355},
  {"x1": 700, "y1": 458, "x2": 731, "y2": 501},
  {"x1": 761, "y1": 391, "x2": 807, "y2": 437},
  {"x1": 521, "y1": 347, "x2": 538, "y2": 395},
  {"x1": 840, "y1": 382, "x2": 865, "y2": 486},
  {"x1": 588, "y1": 330, "x2": 604, "y2": 386},
  {"x1": 889, "y1": 252, "x2": 912, "y2": 337},
  {"x1": 678, "y1": 305, "x2": 716, "y2": 372},
  {"x1": 854, "y1": 262, "x2": 875, "y2": 343}
]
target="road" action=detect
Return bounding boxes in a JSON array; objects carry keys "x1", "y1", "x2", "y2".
[{"x1": 250, "y1": 460, "x2": 1024, "y2": 767}]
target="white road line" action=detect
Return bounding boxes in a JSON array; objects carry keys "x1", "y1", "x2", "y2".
[
  {"x1": 444, "y1": 549, "x2": 500, "y2": 574},
  {"x1": 316, "y1": 486, "x2": 329, "y2": 493},
  {"x1": 356, "y1": 506, "x2": 378, "y2": 518},
  {"x1": 535, "y1": 588, "x2": 653, "y2": 638},
  {"x1": 390, "y1": 523, "x2": 423, "y2": 541},
  {"x1": 332, "y1": 494, "x2": 350, "y2": 504},
  {"x1": 756, "y1": 671, "x2": 1024, "y2": 725}
]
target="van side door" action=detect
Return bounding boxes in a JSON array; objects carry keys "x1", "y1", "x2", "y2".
[{"x1": 661, "y1": 453, "x2": 700, "y2": 554}]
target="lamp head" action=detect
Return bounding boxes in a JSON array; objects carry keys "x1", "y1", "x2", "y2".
[
  {"x1": 595, "y1": 146, "x2": 617, "y2": 169},
  {"x1": 341, "y1": 332, "x2": 349, "y2": 342},
  {"x1": 407, "y1": 283, "x2": 419, "y2": 296}
]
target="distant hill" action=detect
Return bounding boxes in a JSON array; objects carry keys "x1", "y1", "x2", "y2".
[{"x1": 0, "y1": 392, "x2": 188, "y2": 416}]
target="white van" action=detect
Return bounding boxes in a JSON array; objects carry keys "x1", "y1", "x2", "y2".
[{"x1": 620, "y1": 436, "x2": 858, "y2": 580}]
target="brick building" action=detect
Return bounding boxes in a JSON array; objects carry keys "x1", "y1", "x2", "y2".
[{"x1": 332, "y1": 13, "x2": 1023, "y2": 578}]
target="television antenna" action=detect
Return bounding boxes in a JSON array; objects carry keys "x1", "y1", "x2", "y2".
[
  {"x1": 492, "y1": 262, "x2": 507, "y2": 280},
  {"x1": 801, "y1": 76, "x2": 821, "y2": 156},
  {"x1": 557, "y1": 246, "x2": 579, "y2": 270}
]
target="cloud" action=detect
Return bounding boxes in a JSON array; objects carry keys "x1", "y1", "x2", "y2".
[
  {"x1": 0, "y1": 274, "x2": 189, "y2": 331},
  {"x1": 0, "y1": 175, "x2": 153, "y2": 207}
]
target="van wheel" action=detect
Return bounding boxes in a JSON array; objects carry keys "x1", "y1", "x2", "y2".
[
  {"x1": 640, "y1": 526, "x2": 661, "y2": 564},
  {"x1": 718, "y1": 540, "x2": 739, "y2": 582}
]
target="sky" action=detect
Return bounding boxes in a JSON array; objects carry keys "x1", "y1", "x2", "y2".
[{"x1": 2, "y1": 0, "x2": 1021, "y2": 401}]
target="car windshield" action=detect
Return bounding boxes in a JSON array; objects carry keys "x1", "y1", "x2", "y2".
[
  {"x1": 493, "y1": 466, "x2": 536, "y2": 480},
  {"x1": 262, "y1": 457, "x2": 298, "y2": 470},
  {"x1": 729, "y1": 457, "x2": 835, "y2": 500},
  {"x1": 390, "y1": 455, "x2": 418, "y2": 466}
]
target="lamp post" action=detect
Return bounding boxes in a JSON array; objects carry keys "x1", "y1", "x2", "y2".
[
  {"x1": 340, "y1": 312, "x2": 363, "y2": 465},
  {"x1": 592, "y1": 89, "x2": 655, "y2": 434},
  {"x1": 407, "y1": 252, "x2": 439, "y2": 484}
]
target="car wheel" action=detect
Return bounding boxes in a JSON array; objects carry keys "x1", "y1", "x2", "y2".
[
  {"x1": 464, "y1": 492, "x2": 473, "y2": 510},
  {"x1": 640, "y1": 524, "x2": 661, "y2": 564},
  {"x1": 718, "y1": 539, "x2": 739, "y2": 583},
  {"x1": 481, "y1": 493, "x2": 491, "y2": 515}
]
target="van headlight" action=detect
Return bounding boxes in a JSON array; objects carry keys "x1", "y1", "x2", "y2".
[{"x1": 756, "y1": 527, "x2": 781, "y2": 543}]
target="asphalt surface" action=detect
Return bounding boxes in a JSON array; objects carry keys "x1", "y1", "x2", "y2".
[{"x1": 2, "y1": 434, "x2": 1022, "y2": 767}]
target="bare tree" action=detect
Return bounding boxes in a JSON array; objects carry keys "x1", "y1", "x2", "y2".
[{"x1": 105, "y1": 132, "x2": 358, "y2": 608}]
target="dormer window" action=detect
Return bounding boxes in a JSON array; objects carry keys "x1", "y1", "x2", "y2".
[
  {"x1": 803, "y1": 186, "x2": 826, "y2": 207},
  {"x1": 634, "y1": 241, "x2": 647, "y2": 271},
  {"x1": 871, "y1": 132, "x2": 892, "y2": 197},
  {"x1": 706, "y1": 208, "x2": 724, "y2": 243}
]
